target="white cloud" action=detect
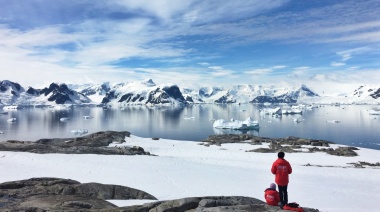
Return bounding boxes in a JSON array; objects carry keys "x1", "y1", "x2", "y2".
[
  {"x1": 330, "y1": 46, "x2": 373, "y2": 67},
  {"x1": 208, "y1": 66, "x2": 223, "y2": 70},
  {"x1": 244, "y1": 65, "x2": 287, "y2": 76},
  {"x1": 331, "y1": 62, "x2": 346, "y2": 67},
  {"x1": 244, "y1": 68, "x2": 273, "y2": 75},
  {"x1": 293, "y1": 66, "x2": 310, "y2": 71},
  {"x1": 198, "y1": 62, "x2": 210, "y2": 66},
  {"x1": 337, "y1": 47, "x2": 371, "y2": 59},
  {"x1": 272, "y1": 65, "x2": 287, "y2": 69},
  {"x1": 0, "y1": 0, "x2": 380, "y2": 89}
]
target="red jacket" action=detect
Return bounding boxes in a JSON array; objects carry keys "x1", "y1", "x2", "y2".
[
  {"x1": 271, "y1": 158, "x2": 292, "y2": 186},
  {"x1": 264, "y1": 188, "x2": 280, "y2": 206}
]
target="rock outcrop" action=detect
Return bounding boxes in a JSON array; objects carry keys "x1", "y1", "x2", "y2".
[
  {"x1": 202, "y1": 134, "x2": 358, "y2": 157},
  {"x1": 0, "y1": 131, "x2": 151, "y2": 155},
  {"x1": 114, "y1": 196, "x2": 318, "y2": 212},
  {"x1": 0, "y1": 181, "x2": 320, "y2": 212},
  {"x1": 0, "y1": 177, "x2": 156, "y2": 211}
]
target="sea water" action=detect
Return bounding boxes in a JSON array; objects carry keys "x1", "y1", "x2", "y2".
[{"x1": 0, "y1": 104, "x2": 379, "y2": 150}]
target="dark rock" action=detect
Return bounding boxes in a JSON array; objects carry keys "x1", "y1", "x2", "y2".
[
  {"x1": 202, "y1": 134, "x2": 358, "y2": 157},
  {"x1": 215, "y1": 94, "x2": 236, "y2": 103},
  {"x1": 146, "y1": 85, "x2": 187, "y2": 105},
  {"x1": 0, "y1": 80, "x2": 24, "y2": 94},
  {"x1": 326, "y1": 147, "x2": 358, "y2": 157},
  {"x1": 38, "y1": 83, "x2": 90, "y2": 104},
  {"x1": 310, "y1": 141, "x2": 322, "y2": 146},
  {"x1": 102, "y1": 90, "x2": 117, "y2": 104},
  {"x1": 250, "y1": 85, "x2": 318, "y2": 104},
  {"x1": 116, "y1": 196, "x2": 319, "y2": 212},
  {"x1": 202, "y1": 134, "x2": 256, "y2": 144},
  {"x1": 370, "y1": 88, "x2": 380, "y2": 99},
  {"x1": 0, "y1": 177, "x2": 156, "y2": 211},
  {"x1": 0, "y1": 131, "x2": 150, "y2": 155}
]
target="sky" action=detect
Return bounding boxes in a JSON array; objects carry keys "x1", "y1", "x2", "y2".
[{"x1": 1, "y1": 0, "x2": 380, "y2": 93}]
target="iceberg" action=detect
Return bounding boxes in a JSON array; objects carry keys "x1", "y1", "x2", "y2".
[
  {"x1": 282, "y1": 109, "x2": 302, "y2": 115},
  {"x1": 213, "y1": 117, "x2": 259, "y2": 130},
  {"x1": 260, "y1": 107, "x2": 282, "y2": 116},
  {"x1": 71, "y1": 129, "x2": 88, "y2": 135},
  {"x1": 369, "y1": 110, "x2": 380, "y2": 115},
  {"x1": 7, "y1": 118, "x2": 16, "y2": 123},
  {"x1": 326, "y1": 120, "x2": 340, "y2": 123},
  {"x1": 59, "y1": 117, "x2": 69, "y2": 122},
  {"x1": 3, "y1": 105, "x2": 18, "y2": 110}
]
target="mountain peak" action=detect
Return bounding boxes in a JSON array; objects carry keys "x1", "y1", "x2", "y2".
[{"x1": 142, "y1": 79, "x2": 156, "y2": 87}]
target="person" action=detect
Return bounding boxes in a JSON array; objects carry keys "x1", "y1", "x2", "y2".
[
  {"x1": 264, "y1": 183, "x2": 280, "y2": 206},
  {"x1": 271, "y1": 151, "x2": 292, "y2": 207}
]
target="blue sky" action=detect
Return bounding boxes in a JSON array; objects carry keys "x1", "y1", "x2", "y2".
[{"x1": 0, "y1": 0, "x2": 379, "y2": 93}]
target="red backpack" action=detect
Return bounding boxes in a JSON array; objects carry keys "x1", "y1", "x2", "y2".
[{"x1": 283, "y1": 202, "x2": 304, "y2": 212}]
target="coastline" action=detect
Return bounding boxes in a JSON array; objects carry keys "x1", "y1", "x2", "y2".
[{"x1": 0, "y1": 132, "x2": 379, "y2": 211}]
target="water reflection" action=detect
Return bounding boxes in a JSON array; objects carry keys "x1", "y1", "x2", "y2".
[
  {"x1": 0, "y1": 104, "x2": 379, "y2": 150},
  {"x1": 213, "y1": 128, "x2": 259, "y2": 136}
]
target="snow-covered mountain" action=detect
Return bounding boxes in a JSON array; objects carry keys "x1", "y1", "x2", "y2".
[
  {"x1": 304, "y1": 85, "x2": 380, "y2": 105},
  {"x1": 35, "y1": 83, "x2": 91, "y2": 105},
  {"x1": 1, "y1": 79, "x2": 379, "y2": 106},
  {"x1": 100, "y1": 79, "x2": 187, "y2": 106},
  {"x1": 251, "y1": 84, "x2": 320, "y2": 103},
  {"x1": 0, "y1": 80, "x2": 25, "y2": 105},
  {"x1": 0, "y1": 80, "x2": 90, "y2": 106},
  {"x1": 182, "y1": 84, "x2": 319, "y2": 104},
  {"x1": 71, "y1": 82, "x2": 111, "y2": 103}
]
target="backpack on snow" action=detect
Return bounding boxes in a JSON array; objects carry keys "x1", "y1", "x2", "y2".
[{"x1": 283, "y1": 202, "x2": 304, "y2": 212}]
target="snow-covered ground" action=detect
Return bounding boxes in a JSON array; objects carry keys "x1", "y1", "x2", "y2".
[{"x1": 0, "y1": 135, "x2": 379, "y2": 212}]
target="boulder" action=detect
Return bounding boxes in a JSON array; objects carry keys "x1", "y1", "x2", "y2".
[
  {"x1": 116, "y1": 196, "x2": 319, "y2": 212},
  {"x1": 0, "y1": 177, "x2": 157, "y2": 211}
]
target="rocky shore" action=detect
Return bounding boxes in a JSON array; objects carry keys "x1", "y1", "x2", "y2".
[
  {"x1": 2, "y1": 131, "x2": 367, "y2": 211},
  {"x1": 201, "y1": 134, "x2": 359, "y2": 157},
  {"x1": 0, "y1": 177, "x2": 156, "y2": 211},
  {"x1": 0, "y1": 178, "x2": 319, "y2": 211},
  {"x1": 0, "y1": 131, "x2": 150, "y2": 155},
  {"x1": 0, "y1": 131, "x2": 360, "y2": 157}
]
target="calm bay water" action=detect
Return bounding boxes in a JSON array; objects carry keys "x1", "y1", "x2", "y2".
[{"x1": 0, "y1": 104, "x2": 379, "y2": 150}]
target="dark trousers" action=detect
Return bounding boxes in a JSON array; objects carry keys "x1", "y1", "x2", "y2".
[{"x1": 278, "y1": 185, "x2": 288, "y2": 205}]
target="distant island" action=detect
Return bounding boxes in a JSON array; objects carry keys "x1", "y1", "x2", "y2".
[{"x1": 1, "y1": 79, "x2": 379, "y2": 107}]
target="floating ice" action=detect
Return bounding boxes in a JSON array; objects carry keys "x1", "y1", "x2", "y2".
[
  {"x1": 326, "y1": 120, "x2": 340, "y2": 123},
  {"x1": 83, "y1": 116, "x2": 93, "y2": 119},
  {"x1": 369, "y1": 110, "x2": 380, "y2": 115},
  {"x1": 213, "y1": 117, "x2": 259, "y2": 130},
  {"x1": 71, "y1": 129, "x2": 88, "y2": 135},
  {"x1": 282, "y1": 109, "x2": 302, "y2": 115},
  {"x1": 184, "y1": 117, "x2": 195, "y2": 120},
  {"x1": 293, "y1": 118, "x2": 302, "y2": 123},
  {"x1": 60, "y1": 117, "x2": 69, "y2": 122},
  {"x1": 261, "y1": 107, "x2": 281, "y2": 115},
  {"x1": 0, "y1": 131, "x2": 4, "y2": 134},
  {"x1": 7, "y1": 118, "x2": 16, "y2": 122},
  {"x1": 3, "y1": 105, "x2": 18, "y2": 110}
]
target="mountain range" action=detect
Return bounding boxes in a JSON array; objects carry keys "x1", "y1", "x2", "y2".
[{"x1": 0, "y1": 79, "x2": 379, "y2": 107}]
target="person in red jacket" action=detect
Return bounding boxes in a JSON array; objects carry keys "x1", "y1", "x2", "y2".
[
  {"x1": 264, "y1": 183, "x2": 280, "y2": 206},
  {"x1": 271, "y1": 151, "x2": 292, "y2": 207}
]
